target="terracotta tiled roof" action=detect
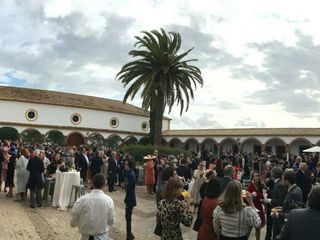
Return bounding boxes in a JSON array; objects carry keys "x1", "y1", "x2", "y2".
[
  {"x1": 163, "y1": 128, "x2": 320, "y2": 136},
  {"x1": 0, "y1": 86, "x2": 170, "y2": 119}
]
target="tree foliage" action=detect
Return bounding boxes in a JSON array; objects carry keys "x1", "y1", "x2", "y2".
[
  {"x1": 0, "y1": 127, "x2": 19, "y2": 141},
  {"x1": 117, "y1": 29, "x2": 203, "y2": 145},
  {"x1": 46, "y1": 130, "x2": 65, "y2": 145},
  {"x1": 21, "y1": 129, "x2": 43, "y2": 144},
  {"x1": 120, "y1": 144, "x2": 190, "y2": 165}
]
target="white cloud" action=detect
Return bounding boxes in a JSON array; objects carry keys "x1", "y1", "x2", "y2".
[{"x1": 1, "y1": 0, "x2": 320, "y2": 129}]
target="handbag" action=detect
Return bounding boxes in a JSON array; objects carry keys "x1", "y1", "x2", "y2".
[
  {"x1": 193, "y1": 199, "x2": 202, "y2": 231},
  {"x1": 153, "y1": 221, "x2": 162, "y2": 236}
]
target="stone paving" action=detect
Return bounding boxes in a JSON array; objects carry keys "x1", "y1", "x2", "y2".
[{"x1": 0, "y1": 185, "x2": 264, "y2": 240}]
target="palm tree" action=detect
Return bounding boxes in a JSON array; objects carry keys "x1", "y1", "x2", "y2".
[{"x1": 117, "y1": 29, "x2": 203, "y2": 145}]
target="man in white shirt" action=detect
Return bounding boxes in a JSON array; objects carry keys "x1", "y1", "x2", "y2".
[{"x1": 70, "y1": 173, "x2": 115, "y2": 240}]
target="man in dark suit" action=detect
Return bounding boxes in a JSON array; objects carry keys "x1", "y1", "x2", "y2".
[
  {"x1": 262, "y1": 167, "x2": 287, "y2": 240},
  {"x1": 176, "y1": 158, "x2": 192, "y2": 189},
  {"x1": 277, "y1": 185, "x2": 320, "y2": 240},
  {"x1": 78, "y1": 148, "x2": 89, "y2": 183},
  {"x1": 272, "y1": 169, "x2": 304, "y2": 236},
  {"x1": 295, "y1": 162, "x2": 312, "y2": 203},
  {"x1": 26, "y1": 149, "x2": 45, "y2": 208},
  {"x1": 90, "y1": 150, "x2": 103, "y2": 178},
  {"x1": 220, "y1": 165, "x2": 234, "y2": 192},
  {"x1": 282, "y1": 169, "x2": 303, "y2": 214},
  {"x1": 108, "y1": 151, "x2": 118, "y2": 192},
  {"x1": 124, "y1": 159, "x2": 136, "y2": 240}
]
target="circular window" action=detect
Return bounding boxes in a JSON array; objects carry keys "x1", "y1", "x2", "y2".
[
  {"x1": 70, "y1": 113, "x2": 82, "y2": 125},
  {"x1": 141, "y1": 121, "x2": 149, "y2": 131},
  {"x1": 25, "y1": 109, "x2": 38, "y2": 121},
  {"x1": 109, "y1": 117, "x2": 119, "y2": 128}
]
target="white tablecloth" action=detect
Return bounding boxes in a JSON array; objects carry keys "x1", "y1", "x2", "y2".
[{"x1": 52, "y1": 172, "x2": 80, "y2": 210}]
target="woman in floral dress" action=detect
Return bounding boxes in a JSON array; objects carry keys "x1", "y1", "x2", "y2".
[{"x1": 157, "y1": 177, "x2": 193, "y2": 240}]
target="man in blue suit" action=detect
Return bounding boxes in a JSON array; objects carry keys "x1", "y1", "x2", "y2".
[{"x1": 124, "y1": 159, "x2": 136, "y2": 240}]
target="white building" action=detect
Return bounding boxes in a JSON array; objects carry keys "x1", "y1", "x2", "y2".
[{"x1": 0, "y1": 86, "x2": 319, "y2": 156}]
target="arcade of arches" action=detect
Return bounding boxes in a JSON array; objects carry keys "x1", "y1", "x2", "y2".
[
  {"x1": 0, "y1": 126, "x2": 318, "y2": 155},
  {"x1": 168, "y1": 137, "x2": 314, "y2": 156}
]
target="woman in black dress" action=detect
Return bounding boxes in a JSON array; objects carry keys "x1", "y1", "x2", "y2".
[{"x1": 6, "y1": 145, "x2": 17, "y2": 198}]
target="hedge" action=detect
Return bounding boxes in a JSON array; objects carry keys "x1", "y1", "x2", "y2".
[{"x1": 120, "y1": 144, "x2": 191, "y2": 165}]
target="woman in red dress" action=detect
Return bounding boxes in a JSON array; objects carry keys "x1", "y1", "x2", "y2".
[
  {"x1": 247, "y1": 171, "x2": 266, "y2": 240},
  {"x1": 197, "y1": 177, "x2": 221, "y2": 240},
  {"x1": 144, "y1": 155, "x2": 155, "y2": 197}
]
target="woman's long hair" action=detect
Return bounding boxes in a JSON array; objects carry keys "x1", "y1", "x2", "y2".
[
  {"x1": 220, "y1": 180, "x2": 243, "y2": 214},
  {"x1": 163, "y1": 177, "x2": 183, "y2": 202},
  {"x1": 251, "y1": 171, "x2": 264, "y2": 192}
]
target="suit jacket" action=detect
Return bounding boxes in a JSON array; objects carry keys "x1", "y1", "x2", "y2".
[
  {"x1": 271, "y1": 179, "x2": 287, "y2": 208},
  {"x1": 277, "y1": 208, "x2": 320, "y2": 240},
  {"x1": 220, "y1": 176, "x2": 232, "y2": 192},
  {"x1": 108, "y1": 156, "x2": 117, "y2": 174},
  {"x1": 90, "y1": 155, "x2": 103, "y2": 175},
  {"x1": 78, "y1": 153, "x2": 89, "y2": 172},
  {"x1": 26, "y1": 156, "x2": 45, "y2": 189},
  {"x1": 124, "y1": 170, "x2": 136, "y2": 207},
  {"x1": 282, "y1": 185, "x2": 303, "y2": 213},
  {"x1": 176, "y1": 165, "x2": 192, "y2": 182},
  {"x1": 295, "y1": 170, "x2": 312, "y2": 202}
]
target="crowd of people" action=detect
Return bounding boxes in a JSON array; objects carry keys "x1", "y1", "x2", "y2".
[
  {"x1": 146, "y1": 149, "x2": 320, "y2": 240},
  {"x1": 1, "y1": 139, "x2": 320, "y2": 240}
]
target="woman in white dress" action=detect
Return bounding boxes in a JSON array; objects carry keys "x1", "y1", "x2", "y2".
[
  {"x1": 16, "y1": 148, "x2": 30, "y2": 200},
  {"x1": 190, "y1": 161, "x2": 206, "y2": 210}
]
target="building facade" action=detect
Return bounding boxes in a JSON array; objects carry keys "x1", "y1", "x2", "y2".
[{"x1": 0, "y1": 86, "x2": 319, "y2": 156}]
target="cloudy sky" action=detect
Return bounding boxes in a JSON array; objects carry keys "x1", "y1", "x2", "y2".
[{"x1": 1, "y1": 0, "x2": 320, "y2": 129}]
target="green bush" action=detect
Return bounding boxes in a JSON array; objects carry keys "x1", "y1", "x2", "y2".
[{"x1": 120, "y1": 144, "x2": 191, "y2": 165}]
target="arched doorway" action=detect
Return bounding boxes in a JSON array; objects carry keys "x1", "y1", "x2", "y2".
[
  {"x1": 169, "y1": 138, "x2": 183, "y2": 149},
  {"x1": 220, "y1": 138, "x2": 238, "y2": 154},
  {"x1": 139, "y1": 136, "x2": 151, "y2": 145},
  {"x1": 185, "y1": 138, "x2": 199, "y2": 153},
  {"x1": 202, "y1": 138, "x2": 218, "y2": 154},
  {"x1": 87, "y1": 133, "x2": 104, "y2": 148},
  {"x1": 46, "y1": 130, "x2": 65, "y2": 145},
  {"x1": 241, "y1": 137, "x2": 263, "y2": 154},
  {"x1": 21, "y1": 129, "x2": 43, "y2": 144},
  {"x1": 0, "y1": 127, "x2": 19, "y2": 141},
  {"x1": 289, "y1": 138, "x2": 312, "y2": 156},
  {"x1": 265, "y1": 138, "x2": 286, "y2": 156},
  {"x1": 123, "y1": 136, "x2": 138, "y2": 145},
  {"x1": 66, "y1": 132, "x2": 85, "y2": 147},
  {"x1": 105, "y1": 134, "x2": 122, "y2": 148}
]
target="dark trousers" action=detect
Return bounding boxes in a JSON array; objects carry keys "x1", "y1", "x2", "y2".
[
  {"x1": 30, "y1": 187, "x2": 43, "y2": 207},
  {"x1": 153, "y1": 170, "x2": 158, "y2": 193},
  {"x1": 125, "y1": 205, "x2": 134, "y2": 240},
  {"x1": 265, "y1": 205, "x2": 273, "y2": 240},
  {"x1": 108, "y1": 172, "x2": 116, "y2": 191},
  {"x1": 272, "y1": 216, "x2": 284, "y2": 240},
  {"x1": 220, "y1": 235, "x2": 248, "y2": 240},
  {"x1": 80, "y1": 170, "x2": 87, "y2": 183}
]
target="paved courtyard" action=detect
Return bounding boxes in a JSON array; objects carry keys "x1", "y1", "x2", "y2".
[{"x1": 0, "y1": 185, "x2": 263, "y2": 240}]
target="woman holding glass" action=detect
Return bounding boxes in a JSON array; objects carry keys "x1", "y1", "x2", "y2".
[
  {"x1": 213, "y1": 180, "x2": 261, "y2": 240},
  {"x1": 157, "y1": 177, "x2": 193, "y2": 240}
]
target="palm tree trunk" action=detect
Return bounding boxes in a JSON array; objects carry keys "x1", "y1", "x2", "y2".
[{"x1": 149, "y1": 93, "x2": 164, "y2": 145}]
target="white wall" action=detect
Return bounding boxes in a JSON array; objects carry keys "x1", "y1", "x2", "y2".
[{"x1": 0, "y1": 100, "x2": 151, "y2": 134}]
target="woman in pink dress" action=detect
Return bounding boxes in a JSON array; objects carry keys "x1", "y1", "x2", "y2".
[
  {"x1": 247, "y1": 171, "x2": 266, "y2": 240},
  {"x1": 144, "y1": 155, "x2": 155, "y2": 197}
]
